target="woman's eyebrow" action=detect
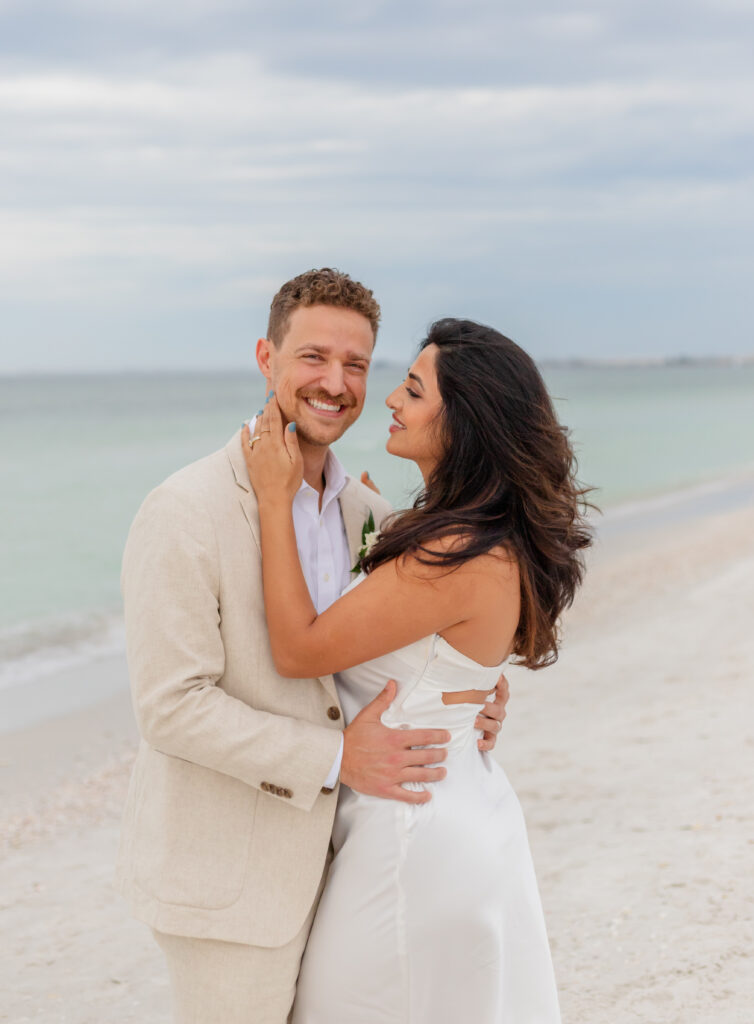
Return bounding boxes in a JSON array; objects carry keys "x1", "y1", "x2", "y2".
[{"x1": 407, "y1": 371, "x2": 424, "y2": 390}]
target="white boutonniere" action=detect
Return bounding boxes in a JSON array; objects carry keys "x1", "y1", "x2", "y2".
[{"x1": 351, "y1": 511, "x2": 379, "y2": 574}]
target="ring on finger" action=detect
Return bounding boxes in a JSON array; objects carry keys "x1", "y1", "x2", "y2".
[{"x1": 248, "y1": 434, "x2": 262, "y2": 449}]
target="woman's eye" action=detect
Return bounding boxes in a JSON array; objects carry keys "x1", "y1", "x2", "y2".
[{"x1": 405, "y1": 386, "x2": 419, "y2": 398}]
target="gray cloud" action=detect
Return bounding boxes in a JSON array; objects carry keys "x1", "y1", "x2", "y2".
[
  {"x1": 0, "y1": 0, "x2": 752, "y2": 369},
  {"x1": 3, "y1": 1, "x2": 753, "y2": 84}
]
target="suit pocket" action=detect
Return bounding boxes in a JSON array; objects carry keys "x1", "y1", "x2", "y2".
[{"x1": 133, "y1": 747, "x2": 256, "y2": 909}]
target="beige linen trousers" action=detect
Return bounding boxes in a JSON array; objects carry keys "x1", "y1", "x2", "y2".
[{"x1": 116, "y1": 431, "x2": 391, "y2": 1016}]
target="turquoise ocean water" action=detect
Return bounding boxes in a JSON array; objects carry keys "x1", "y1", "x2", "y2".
[{"x1": 1, "y1": 364, "x2": 753, "y2": 692}]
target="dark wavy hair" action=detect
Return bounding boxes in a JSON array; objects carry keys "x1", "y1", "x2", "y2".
[{"x1": 362, "y1": 318, "x2": 594, "y2": 669}]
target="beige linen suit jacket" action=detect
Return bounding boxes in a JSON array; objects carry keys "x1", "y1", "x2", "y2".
[{"x1": 116, "y1": 430, "x2": 391, "y2": 948}]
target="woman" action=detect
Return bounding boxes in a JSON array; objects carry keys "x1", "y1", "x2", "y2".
[{"x1": 243, "y1": 318, "x2": 591, "y2": 1023}]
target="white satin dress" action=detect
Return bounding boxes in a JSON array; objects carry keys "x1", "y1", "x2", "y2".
[{"x1": 292, "y1": 578, "x2": 561, "y2": 1024}]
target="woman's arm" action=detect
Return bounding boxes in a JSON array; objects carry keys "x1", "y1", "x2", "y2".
[
  {"x1": 242, "y1": 400, "x2": 480, "y2": 678},
  {"x1": 261, "y1": 528, "x2": 473, "y2": 678}
]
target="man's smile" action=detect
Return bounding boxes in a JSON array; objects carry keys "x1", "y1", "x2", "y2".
[
  {"x1": 300, "y1": 392, "x2": 355, "y2": 419},
  {"x1": 305, "y1": 397, "x2": 345, "y2": 416}
]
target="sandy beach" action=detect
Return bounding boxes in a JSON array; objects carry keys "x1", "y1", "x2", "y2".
[{"x1": 1, "y1": 498, "x2": 753, "y2": 1023}]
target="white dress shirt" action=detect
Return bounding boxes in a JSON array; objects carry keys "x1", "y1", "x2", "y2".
[
  {"x1": 251, "y1": 419, "x2": 351, "y2": 787},
  {"x1": 292, "y1": 451, "x2": 352, "y2": 617}
]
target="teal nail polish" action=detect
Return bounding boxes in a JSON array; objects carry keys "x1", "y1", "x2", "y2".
[
  {"x1": 257, "y1": 409, "x2": 263, "y2": 416},
  {"x1": 288, "y1": 422, "x2": 296, "y2": 432}
]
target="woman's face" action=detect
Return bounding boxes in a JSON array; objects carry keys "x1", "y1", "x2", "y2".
[{"x1": 385, "y1": 343, "x2": 445, "y2": 480}]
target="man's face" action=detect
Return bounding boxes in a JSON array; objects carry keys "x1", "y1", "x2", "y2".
[{"x1": 256, "y1": 304, "x2": 375, "y2": 448}]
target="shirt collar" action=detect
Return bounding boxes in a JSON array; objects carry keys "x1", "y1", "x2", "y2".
[
  {"x1": 297, "y1": 446, "x2": 348, "y2": 511},
  {"x1": 249, "y1": 416, "x2": 349, "y2": 511}
]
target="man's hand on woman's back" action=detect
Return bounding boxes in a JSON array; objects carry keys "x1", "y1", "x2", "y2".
[{"x1": 341, "y1": 680, "x2": 449, "y2": 805}]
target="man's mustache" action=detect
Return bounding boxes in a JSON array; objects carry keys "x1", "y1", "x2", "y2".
[{"x1": 298, "y1": 389, "x2": 357, "y2": 408}]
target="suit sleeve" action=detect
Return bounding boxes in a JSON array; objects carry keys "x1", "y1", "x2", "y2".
[{"x1": 121, "y1": 484, "x2": 342, "y2": 813}]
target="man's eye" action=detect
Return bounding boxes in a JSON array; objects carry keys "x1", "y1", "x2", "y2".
[
  {"x1": 303, "y1": 353, "x2": 323, "y2": 361},
  {"x1": 347, "y1": 363, "x2": 367, "y2": 372}
]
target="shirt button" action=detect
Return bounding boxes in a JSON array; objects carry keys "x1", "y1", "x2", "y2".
[
  {"x1": 327, "y1": 706, "x2": 341, "y2": 720},
  {"x1": 323, "y1": 573, "x2": 330, "y2": 582}
]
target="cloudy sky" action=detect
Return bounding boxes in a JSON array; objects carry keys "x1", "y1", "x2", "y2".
[{"x1": 1, "y1": 0, "x2": 752, "y2": 371}]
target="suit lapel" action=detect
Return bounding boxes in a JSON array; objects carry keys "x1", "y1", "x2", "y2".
[
  {"x1": 228, "y1": 431, "x2": 368, "y2": 564},
  {"x1": 225, "y1": 430, "x2": 261, "y2": 552},
  {"x1": 225, "y1": 431, "x2": 340, "y2": 703},
  {"x1": 339, "y1": 479, "x2": 370, "y2": 567}
]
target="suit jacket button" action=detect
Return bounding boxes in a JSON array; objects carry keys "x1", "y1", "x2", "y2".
[
  {"x1": 321, "y1": 786, "x2": 335, "y2": 794},
  {"x1": 281, "y1": 788, "x2": 292, "y2": 798},
  {"x1": 261, "y1": 781, "x2": 270, "y2": 792},
  {"x1": 327, "y1": 706, "x2": 341, "y2": 720}
]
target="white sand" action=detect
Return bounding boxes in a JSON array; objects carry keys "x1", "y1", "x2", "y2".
[{"x1": 1, "y1": 504, "x2": 753, "y2": 1023}]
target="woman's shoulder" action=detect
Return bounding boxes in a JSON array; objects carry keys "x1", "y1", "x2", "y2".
[{"x1": 395, "y1": 535, "x2": 518, "y2": 589}]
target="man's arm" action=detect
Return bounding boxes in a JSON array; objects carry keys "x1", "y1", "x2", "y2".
[{"x1": 122, "y1": 484, "x2": 341, "y2": 813}]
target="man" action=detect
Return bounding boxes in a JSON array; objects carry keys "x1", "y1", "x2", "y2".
[{"x1": 117, "y1": 268, "x2": 508, "y2": 1023}]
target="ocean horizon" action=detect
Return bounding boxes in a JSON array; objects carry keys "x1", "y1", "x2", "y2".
[
  {"x1": 3, "y1": 352, "x2": 754, "y2": 378},
  {"x1": 1, "y1": 363, "x2": 753, "y2": 698}
]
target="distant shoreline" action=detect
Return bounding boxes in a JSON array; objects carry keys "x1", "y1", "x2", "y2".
[
  {"x1": 2, "y1": 354, "x2": 754, "y2": 377},
  {"x1": 540, "y1": 354, "x2": 754, "y2": 369}
]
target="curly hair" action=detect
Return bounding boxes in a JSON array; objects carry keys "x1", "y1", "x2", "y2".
[
  {"x1": 362, "y1": 318, "x2": 594, "y2": 670},
  {"x1": 267, "y1": 268, "x2": 381, "y2": 346}
]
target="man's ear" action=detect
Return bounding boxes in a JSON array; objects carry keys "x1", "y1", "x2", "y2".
[{"x1": 256, "y1": 337, "x2": 273, "y2": 380}]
